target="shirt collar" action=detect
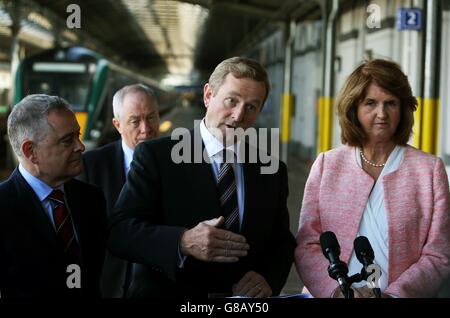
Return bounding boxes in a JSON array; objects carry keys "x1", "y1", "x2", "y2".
[
  {"x1": 200, "y1": 119, "x2": 238, "y2": 162},
  {"x1": 18, "y1": 164, "x2": 62, "y2": 201},
  {"x1": 121, "y1": 139, "x2": 134, "y2": 172},
  {"x1": 355, "y1": 145, "x2": 404, "y2": 174}
]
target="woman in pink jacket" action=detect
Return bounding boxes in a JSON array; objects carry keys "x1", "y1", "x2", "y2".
[{"x1": 295, "y1": 59, "x2": 450, "y2": 298}]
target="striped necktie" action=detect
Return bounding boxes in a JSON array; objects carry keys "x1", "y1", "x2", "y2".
[
  {"x1": 216, "y1": 151, "x2": 240, "y2": 232},
  {"x1": 48, "y1": 189, "x2": 80, "y2": 264}
]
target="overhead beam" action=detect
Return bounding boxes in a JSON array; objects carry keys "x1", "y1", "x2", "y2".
[
  {"x1": 178, "y1": 0, "x2": 290, "y2": 20},
  {"x1": 13, "y1": 0, "x2": 122, "y2": 63},
  {"x1": 213, "y1": 1, "x2": 283, "y2": 20},
  {"x1": 108, "y1": 0, "x2": 161, "y2": 60},
  {"x1": 174, "y1": 0, "x2": 211, "y2": 9},
  {"x1": 290, "y1": 0, "x2": 321, "y2": 20},
  {"x1": 230, "y1": 20, "x2": 278, "y2": 57},
  {"x1": 214, "y1": 0, "x2": 314, "y2": 57}
]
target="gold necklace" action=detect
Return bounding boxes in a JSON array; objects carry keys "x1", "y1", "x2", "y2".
[{"x1": 360, "y1": 150, "x2": 385, "y2": 167}]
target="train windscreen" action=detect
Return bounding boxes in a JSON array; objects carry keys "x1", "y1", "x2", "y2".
[{"x1": 23, "y1": 62, "x2": 95, "y2": 112}]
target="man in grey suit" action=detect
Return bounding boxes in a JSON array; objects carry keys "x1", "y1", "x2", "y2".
[
  {"x1": 1, "y1": 94, "x2": 106, "y2": 298},
  {"x1": 79, "y1": 84, "x2": 160, "y2": 297}
]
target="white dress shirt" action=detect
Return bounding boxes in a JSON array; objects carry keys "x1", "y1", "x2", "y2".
[
  {"x1": 121, "y1": 140, "x2": 134, "y2": 177},
  {"x1": 200, "y1": 119, "x2": 245, "y2": 230},
  {"x1": 178, "y1": 121, "x2": 246, "y2": 267},
  {"x1": 18, "y1": 164, "x2": 78, "y2": 239}
]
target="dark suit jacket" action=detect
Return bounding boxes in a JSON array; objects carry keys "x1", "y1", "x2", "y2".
[
  {"x1": 108, "y1": 129, "x2": 296, "y2": 298},
  {"x1": 80, "y1": 140, "x2": 126, "y2": 214},
  {"x1": 78, "y1": 140, "x2": 129, "y2": 298},
  {"x1": 0, "y1": 169, "x2": 106, "y2": 298},
  {"x1": 78, "y1": 139, "x2": 127, "y2": 298}
]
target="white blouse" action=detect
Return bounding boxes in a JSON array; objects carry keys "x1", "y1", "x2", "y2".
[{"x1": 347, "y1": 145, "x2": 405, "y2": 291}]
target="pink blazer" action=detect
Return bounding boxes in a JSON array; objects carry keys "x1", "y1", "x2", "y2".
[{"x1": 295, "y1": 145, "x2": 450, "y2": 297}]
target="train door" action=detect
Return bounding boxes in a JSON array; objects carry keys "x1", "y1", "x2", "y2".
[
  {"x1": 438, "y1": 4, "x2": 450, "y2": 179},
  {"x1": 363, "y1": 0, "x2": 423, "y2": 147},
  {"x1": 334, "y1": 1, "x2": 423, "y2": 149},
  {"x1": 258, "y1": 30, "x2": 283, "y2": 130},
  {"x1": 292, "y1": 21, "x2": 322, "y2": 160},
  {"x1": 334, "y1": 7, "x2": 365, "y2": 149}
]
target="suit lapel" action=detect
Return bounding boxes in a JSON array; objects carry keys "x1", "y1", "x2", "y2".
[
  {"x1": 110, "y1": 140, "x2": 126, "y2": 207},
  {"x1": 187, "y1": 128, "x2": 222, "y2": 220},
  {"x1": 12, "y1": 169, "x2": 58, "y2": 248},
  {"x1": 238, "y1": 141, "x2": 261, "y2": 235},
  {"x1": 241, "y1": 161, "x2": 260, "y2": 236},
  {"x1": 114, "y1": 139, "x2": 126, "y2": 184},
  {"x1": 189, "y1": 160, "x2": 222, "y2": 219},
  {"x1": 64, "y1": 180, "x2": 86, "y2": 262}
]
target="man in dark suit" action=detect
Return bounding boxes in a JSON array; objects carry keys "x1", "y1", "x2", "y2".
[
  {"x1": 0, "y1": 94, "x2": 106, "y2": 298},
  {"x1": 79, "y1": 84, "x2": 159, "y2": 297},
  {"x1": 108, "y1": 57, "x2": 296, "y2": 298}
]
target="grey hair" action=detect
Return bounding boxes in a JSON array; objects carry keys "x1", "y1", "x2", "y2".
[
  {"x1": 7, "y1": 94, "x2": 71, "y2": 157},
  {"x1": 112, "y1": 83, "x2": 158, "y2": 119},
  {"x1": 208, "y1": 56, "x2": 270, "y2": 105}
]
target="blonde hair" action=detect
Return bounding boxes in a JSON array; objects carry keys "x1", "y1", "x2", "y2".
[{"x1": 208, "y1": 57, "x2": 270, "y2": 105}]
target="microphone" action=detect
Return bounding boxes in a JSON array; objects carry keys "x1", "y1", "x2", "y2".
[
  {"x1": 354, "y1": 236, "x2": 381, "y2": 298},
  {"x1": 320, "y1": 231, "x2": 352, "y2": 298}
]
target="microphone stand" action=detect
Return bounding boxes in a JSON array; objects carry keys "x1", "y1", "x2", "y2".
[
  {"x1": 339, "y1": 278, "x2": 354, "y2": 298},
  {"x1": 328, "y1": 262, "x2": 354, "y2": 298},
  {"x1": 327, "y1": 261, "x2": 381, "y2": 298},
  {"x1": 347, "y1": 269, "x2": 381, "y2": 298},
  {"x1": 359, "y1": 267, "x2": 382, "y2": 298}
]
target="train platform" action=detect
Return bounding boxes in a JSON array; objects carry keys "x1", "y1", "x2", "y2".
[
  {"x1": 282, "y1": 153, "x2": 450, "y2": 298},
  {"x1": 281, "y1": 154, "x2": 310, "y2": 295},
  {"x1": 0, "y1": 98, "x2": 311, "y2": 294},
  {"x1": 158, "y1": 102, "x2": 310, "y2": 296},
  {"x1": 159, "y1": 102, "x2": 312, "y2": 296},
  {"x1": 0, "y1": 100, "x2": 311, "y2": 296}
]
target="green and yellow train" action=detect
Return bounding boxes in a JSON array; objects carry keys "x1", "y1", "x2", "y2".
[{"x1": 14, "y1": 46, "x2": 179, "y2": 148}]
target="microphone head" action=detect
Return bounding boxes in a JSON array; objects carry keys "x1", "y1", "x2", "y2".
[
  {"x1": 320, "y1": 231, "x2": 341, "y2": 258},
  {"x1": 354, "y1": 236, "x2": 375, "y2": 263}
]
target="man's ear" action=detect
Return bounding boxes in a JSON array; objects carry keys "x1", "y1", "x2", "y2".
[
  {"x1": 112, "y1": 118, "x2": 121, "y2": 133},
  {"x1": 203, "y1": 83, "x2": 212, "y2": 109},
  {"x1": 21, "y1": 140, "x2": 37, "y2": 163}
]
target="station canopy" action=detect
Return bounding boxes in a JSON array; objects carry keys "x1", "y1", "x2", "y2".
[{"x1": 0, "y1": 0, "x2": 322, "y2": 85}]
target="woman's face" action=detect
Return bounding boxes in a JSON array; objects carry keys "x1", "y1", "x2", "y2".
[{"x1": 357, "y1": 82, "x2": 401, "y2": 144}]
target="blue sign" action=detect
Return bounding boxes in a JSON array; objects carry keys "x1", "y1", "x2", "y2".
[{"x1": 397, "y1": 8, "x2": 422, "y2": 30}]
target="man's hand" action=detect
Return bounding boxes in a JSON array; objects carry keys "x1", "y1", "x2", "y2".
[
  {"x1": 232, "y1": 271, "x2": 272, "y2": 298},
  {"x1": 180, "y1": 216, "x2": 249, "y2": 262}
]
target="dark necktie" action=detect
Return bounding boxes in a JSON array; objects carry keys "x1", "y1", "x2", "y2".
[
  {"x1": 216, "y1": 153, "x2": 240, "y2": 233},
  {"x1": 48, "y1": 189, "x2": 80, "y2": 264}
]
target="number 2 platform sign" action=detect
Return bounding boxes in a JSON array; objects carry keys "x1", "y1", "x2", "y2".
[{"x1": 397, "y1": 8, "x2": 422, "y2": 31}]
